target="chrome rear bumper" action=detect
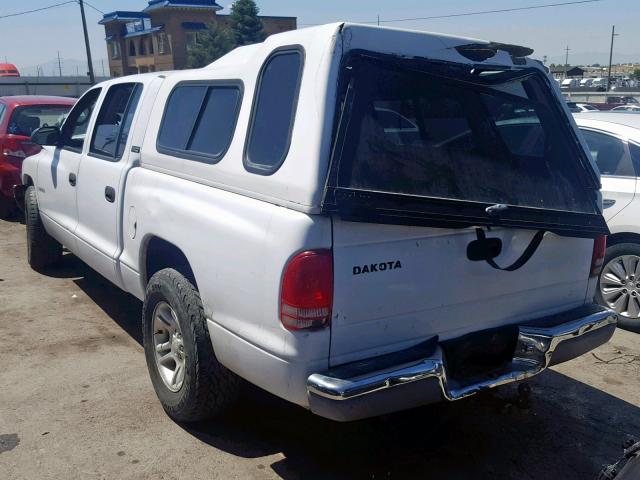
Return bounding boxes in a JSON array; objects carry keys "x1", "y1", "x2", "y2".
[{"x1": 307, "y1": 304, "x2": 616, "y2": 421}]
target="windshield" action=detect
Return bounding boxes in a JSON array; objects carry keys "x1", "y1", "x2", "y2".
[
  {"x1": 332, "y1": 55, "x2": 597, "y2": 215},
  {"x1": 8, "y1": 105, "x2": 72, "y2": 137}
]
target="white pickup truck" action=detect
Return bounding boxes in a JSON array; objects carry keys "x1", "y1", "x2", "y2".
[{"x1": 20, "y1": 23, "x2": 616, "y2": 422}]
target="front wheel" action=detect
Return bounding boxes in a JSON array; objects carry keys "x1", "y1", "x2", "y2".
[
  {"x1": 24, "y1": 186, "x2": 62, "y2": 270},
  {"x1": 142, "y1": 268, "x2": 240, "y2": 422},
  {"x1": 596, "y1": 243, "x2": 640, "y2": 332}
]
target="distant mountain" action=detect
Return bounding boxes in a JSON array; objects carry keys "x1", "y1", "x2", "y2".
[{"x1": 18, "y1": 58, "x2": 110, "y2": 77}]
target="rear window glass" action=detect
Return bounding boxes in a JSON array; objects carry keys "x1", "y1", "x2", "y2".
[
  {"x1": 8, "y1": 105, "x2": 72, "y2": 137},
  {"x1": 158, "y1": 84, "x2": 241, "y2": 161},
  {"x1": 580, "y1": 130, "x2": 634, "y2": 176},
  {"x1": 630, "y1": 143, "x2": 640, "y2": 172},
  {"x1": 90, "y1": 83, "x2": 143, "y2": 160},
  {"x1": 245, "y1": 50, "x2": 303, "y2": 174},
  {"x1": 334, "y1": 56, "x2": 596, "y2": 214}
]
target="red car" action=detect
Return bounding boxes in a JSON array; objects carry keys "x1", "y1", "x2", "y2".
[
  {"x1": 0, "y1": 63, "x2": 20, "y2": 77},
  {"x1": 0, "y1": 96, "x2": 76, "y2": 218}
]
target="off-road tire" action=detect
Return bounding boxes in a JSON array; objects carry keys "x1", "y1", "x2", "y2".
[
  {"x1": 143, "y1": 268, "x2": 241, "y2": 422},
  {"x1": 596, "y1": 242, "x2": 640, "y2": 333},
  {"x1": 24, "y1": 186, "x2": 62, "y2": 270}
]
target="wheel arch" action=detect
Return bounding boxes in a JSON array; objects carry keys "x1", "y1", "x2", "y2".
[
  {"x1": 22, "y1": 174, "x2": 34, "y2": 186},
  {"x1": 607, "y1": 232, "x2": 640, "y2": 248},
  {"x1": 141, "y1": 235, "x2": 198, "y2": 290}
]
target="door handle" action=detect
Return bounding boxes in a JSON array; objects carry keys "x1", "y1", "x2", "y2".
[
  {"x1": 105, "y1": 186, "x2": 116, "y2": 203},
  {"x1": 603, "y1": 198, "x2": 616, "y2": 209},
  {"x1": 68, "y1": 173, "x2": 76, "y2": 187}
]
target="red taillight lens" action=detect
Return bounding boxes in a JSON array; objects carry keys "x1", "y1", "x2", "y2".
[
  {"x1": 0, "y1": 137, "x2": 41, "y2": 162},
  {"x1": 280, "y1": 250, "x2": 333, "y2": 331},
  {"x1": 590, "y1": 235, "x2": 607, "y2": 277}
]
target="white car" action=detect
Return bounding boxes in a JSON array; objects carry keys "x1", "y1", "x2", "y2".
[
  {"x1": 19, "y1": 23, "x2": 615, "y2": 423},
  {"x1": 567, "y1": 102, "x2": 600, "y2": 113},
  {"x1": 611, "y1": 105, "x2": 640, "y2": 113},
  {"x1": 577, "y1": 103, "x2": 600, "y2": 112},
  {"x1": 575, "y1": 112, "x2": 640, "y2": 330},
  {"x1": 580, "y1": 78, "x2": 594, "y2": 88}
]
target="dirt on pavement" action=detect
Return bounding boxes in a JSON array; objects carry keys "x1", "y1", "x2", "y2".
[{"x1": 1, "y1": 216, "x2": 639, "y2": 480}]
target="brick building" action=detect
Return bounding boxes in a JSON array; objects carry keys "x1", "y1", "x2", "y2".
[{"x1": 100, "y1": 0, "x2": 297, "y2": 76}]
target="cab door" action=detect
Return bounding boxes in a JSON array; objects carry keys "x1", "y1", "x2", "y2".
[
  {"x1": 36, "y1": 88, "x2": 101, "y2": 251},
  {"x1": 580, "y1": 128, "x2": 637, "y2": 221},
  {"x1": 74, "y1": 82, "x2": 145, "y2": 286}
]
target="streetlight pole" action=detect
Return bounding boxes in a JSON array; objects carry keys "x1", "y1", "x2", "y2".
[
  {"x1": 607, "y1": 25, "x2": 618, "y2": 91},
  {"x1": 78, "y1": 0, "x2": 95, "y2": 84}
]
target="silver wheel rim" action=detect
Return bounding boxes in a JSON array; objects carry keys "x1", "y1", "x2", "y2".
[
  {"x1": 152, "y1": 302, "x2": 186, "y2": 392},
  {"x1": 600, "y1": 254, "x2": 640, "y2": 319}
]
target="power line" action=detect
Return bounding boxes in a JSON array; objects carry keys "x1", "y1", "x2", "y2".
[
  {"x1": 0, "y1": 1, "x2": 76, "y2": 20},
  {"x1": 82, "y1": 0, "x2": 104, "y2": 15},
  {"x1": 300, "y1": 0, "x2": 604, "y2": 26}
]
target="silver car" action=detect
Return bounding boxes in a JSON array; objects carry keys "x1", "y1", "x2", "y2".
[{"x1": 575, "y1": 112, "x2": 640, "y2": 331}]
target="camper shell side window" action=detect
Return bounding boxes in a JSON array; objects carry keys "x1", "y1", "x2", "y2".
[
  {"x1": 156, "y1": 80, "x2": 244, "y2": 164},
  {"x1": 244, "y1": 46, "x2": 305, "y2": 176}
]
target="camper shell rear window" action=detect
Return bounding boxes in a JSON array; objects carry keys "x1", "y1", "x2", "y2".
[{"x1": 323, "y1": 51, "x2": 608, "y2": 238}]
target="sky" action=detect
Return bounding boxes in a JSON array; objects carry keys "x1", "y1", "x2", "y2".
[{"x1": 1, "y1": 0, "x2": 639, "y2": 76}]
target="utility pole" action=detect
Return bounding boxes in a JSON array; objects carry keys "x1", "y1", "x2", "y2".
[
  {"x1": 564, "y1": 46, "x2": 570, "y2": 80},
  {"x1": 57, "y1": 51, "x2": 63, "y2": 77},
  {"x1": 78, "y1": 0, "x2": 95, "y2": 84},
  {"x1": 607, "y1": 26, "x2": 619, "y2": 91},
  {"x1": 377, "y1": 15, "x2": 380, "y2": 26}
]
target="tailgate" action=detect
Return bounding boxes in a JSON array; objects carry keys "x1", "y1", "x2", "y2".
[{"x1": 330, "y1": 218, "x2": 593, "y2": 365}]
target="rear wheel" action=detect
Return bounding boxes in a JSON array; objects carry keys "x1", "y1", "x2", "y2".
[
  {"x1": 24, "y1": 186, "x2": 62, "y2": 270},
  {"x1": 142, "y1": 268, "x2": 241, "y2": 422},
  {"x1": 597, "y1": 243, "x2": 640, "y2": 332}
]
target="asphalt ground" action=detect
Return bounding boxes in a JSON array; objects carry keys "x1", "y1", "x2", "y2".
[{"x1": 1, "y1": 215, "x2": 639, "y2": 480}]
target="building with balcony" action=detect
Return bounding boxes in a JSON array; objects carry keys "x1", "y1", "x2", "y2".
[{"x1": 100, "y1": 0, "x2": 297, "y2": 77}]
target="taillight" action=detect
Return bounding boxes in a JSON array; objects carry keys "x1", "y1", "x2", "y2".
[
  {"x1": 1, "y1": 137, "x2": 41, "y2": 162},
  {"x1": 590, "y1": 235, "x2": 607, "y2": 277},
  {"x1": 280, "y1": 250, "x2": 333, "y2": 331}
]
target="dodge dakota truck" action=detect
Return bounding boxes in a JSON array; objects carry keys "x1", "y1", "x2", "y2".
[{"x1": 20, "y1": 23, "x2": 616, "y2": 422}]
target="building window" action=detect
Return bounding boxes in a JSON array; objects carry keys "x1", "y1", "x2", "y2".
[
  {"x1": 129, "y1": 41, "x2": 136, "y2": 57},
  {"x1": 110, "y1": 41, "x2": 120, "y2": 60},
  {"x1": 186, "y1": 32, "x2": 200, "y2": 49},
  {"x1": 139, "y1": 38, "x2": 146, "y2": 56},
  {"x1": 148, "y1": 37, "x2": 154, "y2": 55},
  {"x1": 157, "y1": 32, "x2": 169, "y2": 54}
]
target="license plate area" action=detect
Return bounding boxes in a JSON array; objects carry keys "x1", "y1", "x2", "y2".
[{"x1": 441, "y1": 326, "x2": 519, "y2": 384}]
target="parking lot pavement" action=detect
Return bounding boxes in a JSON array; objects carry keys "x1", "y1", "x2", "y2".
[{"x1": 1, "y1": 216, "x2": 639, "y2": 480}]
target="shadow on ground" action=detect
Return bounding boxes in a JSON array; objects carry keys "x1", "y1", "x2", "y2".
[
  {"x1": 41, "y1": 252, "x2": 143, "y2": 344},
  {"x1": 40, "y1": 253, "x2": 640, "y2": 480}
]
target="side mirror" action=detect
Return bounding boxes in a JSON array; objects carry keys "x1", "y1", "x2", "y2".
[{"x1": 31, "y1": 126, "x2": 61, "y2": 146}]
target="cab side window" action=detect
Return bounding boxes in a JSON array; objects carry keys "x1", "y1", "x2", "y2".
[
  {"x1": 90, "y1": 83, "x2": 143, "y2": 161},
  {"x1": 60, "y1": 88, "x2": 102, "y2": 153},
  {"x1": 580, "y1": 129, "x2": 635, "y2": 176}
]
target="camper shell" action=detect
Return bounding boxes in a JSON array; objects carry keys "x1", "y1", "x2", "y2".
[{"x1": 22, "y1": 23, "x2": 615, "y2": 422}]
